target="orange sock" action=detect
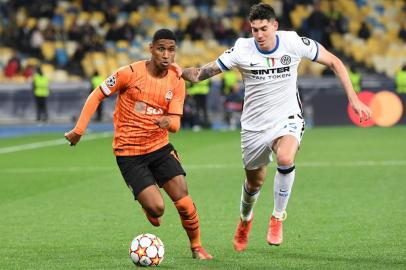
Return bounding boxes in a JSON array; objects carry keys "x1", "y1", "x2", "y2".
[{"x1": 174, "y1": 195, "x2": 201, "y2": 248}]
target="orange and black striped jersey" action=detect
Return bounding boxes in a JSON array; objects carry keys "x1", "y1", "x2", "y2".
[{"x1": 99, "y1": 60, "x2": 185, "y2": 156}]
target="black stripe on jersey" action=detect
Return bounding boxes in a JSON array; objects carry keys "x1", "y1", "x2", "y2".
[
  {"x1": 99, "y1": 86, "x2": 109, "y2": 97},
  {"x1": 312, "y1": 41, "x2": 319, "y2": 61},
  {"x1": 300, "y1": 119, "x2": 305, "y2": 138},
  {"x1": 216, "y1": 58, "x2": 229, "y2": 71},
  {"x1": 296, "y1": 89, "x2": 303, "y2": 114},
  {"x1": 129, "y1": 65, "x2": 134, "y2": 72}
]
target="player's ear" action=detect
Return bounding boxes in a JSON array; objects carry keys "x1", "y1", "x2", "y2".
[
  {"x1": 149, "y1": 43, "x2": 153, "y2": 53},
  {"x1": 273, "y1": 20, "x2": 278, "y2": 31}
]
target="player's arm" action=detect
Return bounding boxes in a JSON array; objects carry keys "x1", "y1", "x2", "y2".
[
  {"x1": 316, "y1": 45, "x2": 372, "y2": 122},
  {"x1": 64, "y1": 89, "x2": 106, "y2": 145},
  {"x1": 155, "y1": 114, "x2": 181, "y2": 133},
  {"x1": 182, "y1": 61, "x2": 222, "y2": 83}
]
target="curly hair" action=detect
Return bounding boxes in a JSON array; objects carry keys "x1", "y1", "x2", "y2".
[{"x1": 248, "y1": 3, "x2": 276, "y2": 22}]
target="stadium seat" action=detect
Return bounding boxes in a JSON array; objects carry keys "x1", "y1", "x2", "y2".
[
  {"x1": 40, "y1": 63, "x2": 55, "y2": 78},
  {"x1": 116, "y1": 40, "x2": 129, "y2": 52},
  {"x1": 41, "y1": 41, "x2": 56, "y2": 61}
]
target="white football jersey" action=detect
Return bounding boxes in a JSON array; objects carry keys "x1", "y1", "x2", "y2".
[{"x1": 216, "y1": 31, "x2": 319, "y2": 131}]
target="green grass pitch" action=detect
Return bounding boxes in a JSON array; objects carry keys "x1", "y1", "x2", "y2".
[{"x1": 0, "y1": 127, "x2": 405, "y2": 269}]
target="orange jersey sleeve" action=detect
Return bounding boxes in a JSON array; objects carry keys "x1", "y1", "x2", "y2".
[
  {"x1": 73, "y1": 89, "x2": 105, "y2": 135},
  {"x1": 167, "y1": 77, "x2": 186, "y2": 115},
  {"x1": 99, "y1": 66, "x2": 132, "y2": 97}
]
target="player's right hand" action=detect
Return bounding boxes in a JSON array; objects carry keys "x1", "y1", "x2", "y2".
[{"x1": 64, "y1": 130, "x2": 82, "y2": 146}]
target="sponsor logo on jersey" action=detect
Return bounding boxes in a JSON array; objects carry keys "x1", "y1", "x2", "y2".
[
  {"x1": 165, "y1": 90, "x2": 173, "y2": 102},
  {"x1": 301, "y1": 37, "x2": 310, "y2": 46},
  {"x1": 146, "y1": 107, "x2": 164, "y2": 115},
  {"x1": 106, "y1": 75, "x2": 116, "y2": 87},
  {"x1": 251, "y1": 66, "x2": 290, "y2": 75},
  {"x1": 134, "y1": 101, "x2": 164, "y2": 115},
  {"x1": 280, "y1": 55, "x2": 291, "y2": 65}
]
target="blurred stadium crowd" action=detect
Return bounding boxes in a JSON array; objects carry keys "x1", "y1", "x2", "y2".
[{"x1": 1, "y1": 0, "x2": 405, "y2": 82}]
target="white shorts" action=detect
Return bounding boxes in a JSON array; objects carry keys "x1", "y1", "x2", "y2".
[{"x1": 241, "y1": 115, "x2": 305, "y2": 170}]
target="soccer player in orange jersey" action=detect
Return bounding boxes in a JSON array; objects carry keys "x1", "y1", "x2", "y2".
[{"x1": 64, "y1": 29, "x2": 212, "y2": 260}]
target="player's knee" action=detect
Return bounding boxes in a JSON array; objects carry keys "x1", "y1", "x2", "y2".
[
  {"x1": 246, "y1": 180, "x2": 263, "y2": 192},
  {"x1": 276, "y1": 153, "x2": 294, "y2": 167},
  {"x1": 148, "y1": 204, "x2": 165, "y2": 218}
]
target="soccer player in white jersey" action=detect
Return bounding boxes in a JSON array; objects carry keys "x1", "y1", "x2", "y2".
[{"x1": 182, "y1": 3, "x2": 371, "y2": 251}]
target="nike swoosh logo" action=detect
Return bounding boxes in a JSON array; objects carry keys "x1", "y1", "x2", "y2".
[
  {"x1": 250, "y1": 62, "x2": 260, "y2": 66},
  {"x1": 279, "y1": 189, "x2": 289, "y2": 193}
]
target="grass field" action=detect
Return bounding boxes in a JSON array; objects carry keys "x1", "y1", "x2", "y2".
[{"x1": 1, "y1": 127, "x2": 405, "y2": 269}]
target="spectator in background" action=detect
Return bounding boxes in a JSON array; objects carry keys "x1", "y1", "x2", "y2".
[
  {"x1": 349, "y1": 64, "x2": 361, "y2": 93},
  {"x1": 358, "y1": 22, "x2": 370, "y2": 40},
  {"x1": 187, "y1": 79, "x2": 211, "y2": 129},
  {"x1": 399, "y1": 22, "x2": 406, "y2": 42},
  {"x1": 395, "y1": 64, "x2": 406, "y2": 94},
  {"x1": 222, "y1": 70, "x2": 239, "y2": 96},
  {"x1": 306, "y1": 2, "x2": 328, "y2": 43},
  {"x1": 23, "y1": 64, "x2": 35, "y2": 79},
  {"x1": 181, "y1": 94, "x2": 198, "y2": 129},
  {"x1": 4, "y1": 52, "x2": 21, "y2": 78},
  {"x1": 224, "y1": 83, "x2": 243, "y2": 130},
  {"x1": 33, "y1": 66, "x2": 49, "y2": 122},
  {"x1": 30, "y1": 24, "x2": 44, "y2": 58}
]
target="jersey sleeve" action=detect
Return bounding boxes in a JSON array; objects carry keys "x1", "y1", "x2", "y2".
[
  {"x1": 99, "y1": 66, "x2": 132, "y2": 96},
  {"x1": 215, "y1": 38, "x2": 243, "y2": 71},
  {"x1": 167, "y1": 77, "x2": 186, "y2": 115},
  {"x1": 292, "y1": 32, "x2": 319, "y2": 61}
]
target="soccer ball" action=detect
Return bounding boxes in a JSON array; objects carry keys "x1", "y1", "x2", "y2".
[{"x1": 129, "y1": 233, "x2": 164, "y2": 266}]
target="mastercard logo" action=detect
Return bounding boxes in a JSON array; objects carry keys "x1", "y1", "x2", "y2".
[{"x1": 347, "y1": 91, "x2": 404, "y2": 127}]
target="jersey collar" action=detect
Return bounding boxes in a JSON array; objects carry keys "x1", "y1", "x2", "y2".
[{"x1": 254, "y1": 35, "x2": 279, "y2": 55}]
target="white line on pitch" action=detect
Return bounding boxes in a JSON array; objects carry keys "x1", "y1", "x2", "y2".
[
  {"x1": 0, "y1": 132, "x2": 113, "y2": 154},
  {"x1": 2, "y1": 160, "x2": 405, "y2": 174}
]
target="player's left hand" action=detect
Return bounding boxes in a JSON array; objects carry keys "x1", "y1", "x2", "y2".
[
  {"x1": 170, "y1": 63, "x2": 182, "y2": 77},
  {"x1": 155, "y1": 116, "x2": 171, "y2": 129},
  {"x1": 350, "y1": 99, "x2": 372, "y2": 122},
  {"x1": 64, "y1": 130, "x2": 82, "y2": 146}
]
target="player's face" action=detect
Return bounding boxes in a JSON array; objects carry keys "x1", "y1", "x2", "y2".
[
  {"x1": 150, "y1": 39, "x2": 177, "y2": 70},
  {"x1": 250, "y1": 19, "x2": 278, "y2": 51}
]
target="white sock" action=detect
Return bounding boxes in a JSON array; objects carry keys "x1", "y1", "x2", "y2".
[
  {"x1": 240, "y1": 180, "x2": 260, "y2": 222},
  {"x1": 273, "y1": 165, "x2": 295, "y2": 219}
]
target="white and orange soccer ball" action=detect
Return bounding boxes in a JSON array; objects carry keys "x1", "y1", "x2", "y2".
[{"x1": 129, "y1": 233, "x2": 164, "y2": 267}]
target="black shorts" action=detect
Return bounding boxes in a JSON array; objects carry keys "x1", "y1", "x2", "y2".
[{"x1": 116, "y1": 143, "x2": 186, "y2": 199}]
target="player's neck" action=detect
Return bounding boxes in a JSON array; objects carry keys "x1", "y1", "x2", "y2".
[
  {"x1": 262, "y1": 36, "x2": 277, "y2": 51},
  {"x1": 146, "y1": 61, "x2": 168, "y2": 78}
]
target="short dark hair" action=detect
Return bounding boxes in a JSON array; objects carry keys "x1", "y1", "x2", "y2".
[
  {"x1": 152, "y1": 28, "x2": 177, "y2": 43},
  {"x1": 248, "y1": 3, "x2": 276, "y2": 22}
]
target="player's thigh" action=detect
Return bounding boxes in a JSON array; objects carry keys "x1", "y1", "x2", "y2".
[
  {"x1": 241, "y1": 130, "x2": 273, "y2": 170},
  {"x1": 116, "y1": 156, "x2": 157, "y2": 200},
  {"x1": 271, "y1": 116, "x2": 305, "y2": 165},
  {"x1": 150, "y1": 145, "x2": 187, "y2": 200},
  {"x1": 272, "y1": 135, "x2": 299, "y2": 165}
]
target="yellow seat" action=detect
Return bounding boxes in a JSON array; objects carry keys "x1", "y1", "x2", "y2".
[
  {"x1": 41, "y1": 41, "x2": 56, "y2": 61},
  {"x1": 116, "y1": 40, "x2": 129, "y2": 51},
  {"x1": 40, "y1": 63, "x2": 55, "y2": 78}
]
